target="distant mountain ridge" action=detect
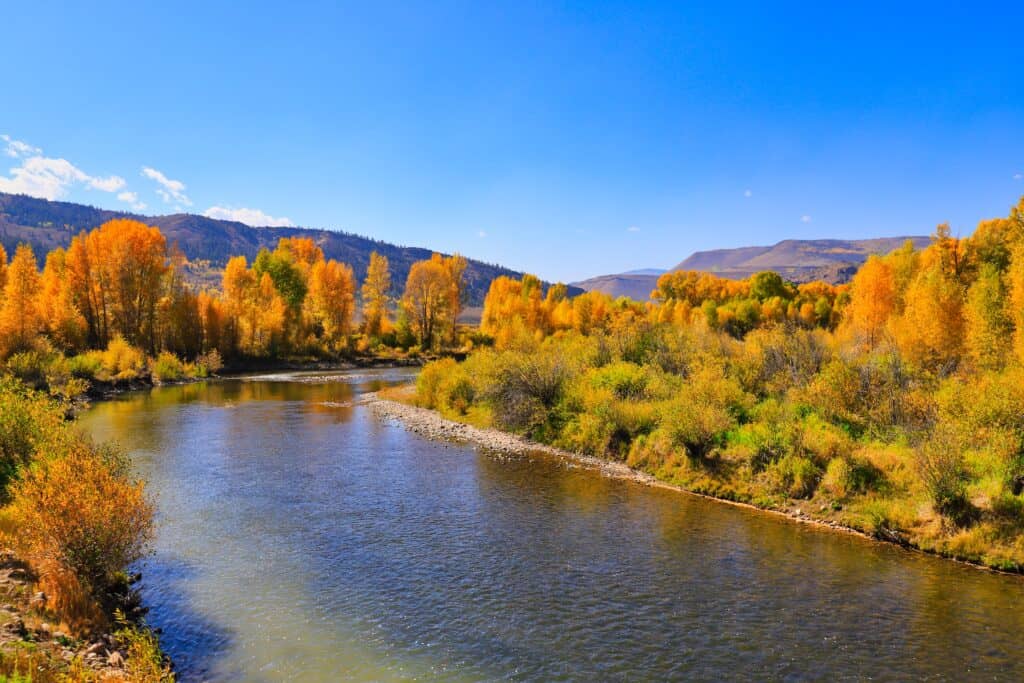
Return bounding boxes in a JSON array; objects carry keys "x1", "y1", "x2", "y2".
[
  {"x1": 0, "y1": 192, "x2": 575, "y2": 306},
  {"x1": 574, "y1": 236, "x2": 931, "y2": 300}
]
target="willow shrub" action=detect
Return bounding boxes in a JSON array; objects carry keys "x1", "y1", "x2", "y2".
[{"x1": 7, "y1": 443, "x2": 153, "y2": 626}]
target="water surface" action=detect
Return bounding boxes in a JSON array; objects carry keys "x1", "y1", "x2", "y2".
[{"x1": 80, "y1": 370, "x2": 1024, "y2": 681}]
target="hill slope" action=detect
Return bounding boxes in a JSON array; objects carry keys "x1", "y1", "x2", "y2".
[
  {"x1": 574, "y1": 236, "x2": 931, "y2": 300},
  {"x1": 0, "y1": 192, "x2": 567, "y2": 305}
]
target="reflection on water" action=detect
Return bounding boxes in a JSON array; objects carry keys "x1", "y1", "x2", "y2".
[{"x1": 80, "y1": 370, "x2": 1024, "y2": 682}]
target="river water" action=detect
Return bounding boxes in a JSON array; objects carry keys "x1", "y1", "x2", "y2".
[{"x1": 79, "y1": 369, "x2": 1024, "y2": 681}]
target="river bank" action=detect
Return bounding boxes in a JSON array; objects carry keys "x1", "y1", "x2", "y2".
[
  {"x1": 0, "y1": 551, "x2": 167, "y2": 681},
  {"x1": 366, "y1": 391, "x2": 1023, "y2": 576}
]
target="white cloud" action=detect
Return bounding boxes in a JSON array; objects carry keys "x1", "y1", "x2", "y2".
[
  {"x1": 801, "y1": 215, "x2": 812, "y2": 223},
  {"x1": 203, "y1": 205, "x2": 294, "y2": 227},
  {"x1": 744, "y1": 189, "x2": 752, "y2": 198},
  {"x1": 0, "y1": 155, "x2": 123, "y2": 200},
  {"x1": 1, "y1": 134, "x2": 41, "y2": 158},
  {"x1": 0, "y1": 135, "x2": 126, "y2": 200},
  {"x1": 627, "y1": 225, "x2": 640, "y2": 232},
  {"x1": 142, "y1": 166, "x2": 192, "y2": 206},
  {"x1": 117, "y1": 191, "x2": 147, "y2": 211},
  {"x1": 88, "y1": 174, "x2": 126, "y2": 192},
  {"x1": 1015, "y1": 173, "x2": 1023, "y2": 181},
  {"x1": 478, "y1": 230, "x2": 487, "y2": 238}
]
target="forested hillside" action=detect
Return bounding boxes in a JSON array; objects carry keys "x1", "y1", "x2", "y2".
[{"x1": 0, "y1": 192, "x2": 545, "y2": 305}]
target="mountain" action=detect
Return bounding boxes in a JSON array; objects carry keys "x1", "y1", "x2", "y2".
[
  {"x1": 574, "y1": 236, "x2": 931, "y2": 301},
  {"x1": 671, "y1": 237, "x2": 932, "y2": 280},
  {"x1": 0, "y1": 192, "x2": 575, "y2": 306},
  {"x1": 621, "y1": 268, "x2": 668, "y2": 276},
  {"x1": 570, "y1": 273, "x2": 665, "y2": 301}
]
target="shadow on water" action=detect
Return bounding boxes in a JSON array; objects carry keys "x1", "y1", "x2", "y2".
[{"x1": 136, "y1": 553, "x2": 236, "y2": 682}]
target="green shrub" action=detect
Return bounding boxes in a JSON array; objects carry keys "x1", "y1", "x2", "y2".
[
  {"x1": 0, "y1": 377, "x2": 70, "y2": 500},
  {"x1": 587, "y1": 361, "x2": 649, "y2": 400},
  {"x1": 100, "y1": 337, "x2": 147, "y2": 382},
  {"x1": 765, "y1": 454, "x2": 821, "y2": 498},
  {"x1": 416, "y1": 358, "x2": 459, "y2": 409},
  {"x1": 68, "y1": 351, "x2": 104, "y2": 379},
  {"x1": 151, "y1": 352, "x2": 186, "y2": 383},
  {"x1": 820, "y1": 456, "x2": 881, "y2": 499},
  {"x1": 5, "y1": 349, "x2": 54, "y2": 389}
]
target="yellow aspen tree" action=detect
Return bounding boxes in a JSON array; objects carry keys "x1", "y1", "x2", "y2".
[
  {"x1": 964, "y1": 263, "x2": 1012, "y2": 370},
  {"x1": 840, "y1": 255, "x2": 896, "y2": 350},
  {"x1": 361, "y1": 252, "x2": 392, "y2": 337},
  {"x1": 892, "y1": 258, "x2": 966, "y2": 371},
  {"x1": 305, "y1": 259, "x2": 356, "y2": 349},
  {"x1": 402, "y1": 258, "x2": 450, "y2": 348},
  {"x1": 37, "y1": 248, "x2": 86, "y2": 351},
  {"x1": 0, "y1": 244, "x2": 42, "y2": 356}
]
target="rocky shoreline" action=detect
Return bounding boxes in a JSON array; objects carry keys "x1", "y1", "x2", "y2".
[
  {"x1": 365, "y1": 394, "x2": 1024, "y2": 575},
  {"x1": 0, "y1": 552, "x2": 146, "y2": 679}
]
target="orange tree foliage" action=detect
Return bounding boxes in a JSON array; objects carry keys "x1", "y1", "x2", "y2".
[
  {"x1": 8, "y1": 445, "x2": 153, "y2": 621},
  {"x1": 840, "y1": 255, "x2": 896, "y2": 350},
  {"x1": 65, "y1": 219, "x2": 169, "y2": 351},
  {"x1": 306, "y1": 259, "x2": 356, "y2": 349},
  {"x1": 0, "y1": 244, "x2": 43, "y2": 356}
]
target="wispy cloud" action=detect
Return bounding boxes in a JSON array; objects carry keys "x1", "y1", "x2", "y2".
[
  {"x1": 0, "y1": 137, "x2": 126, "y2": 200},
  {"x1": 142, "y1": 166, "x2": 192, "y2": 206},
  {"x1": 117, "y1": 191, "x2": 147, "y2": 211},
  {"x1": 627, "y1": 225, "x2": 640, "y2": 232},
  {"x1": 1015, "y1": 173, "x2": 1022, "y2": 181},
  {"x1": 801, "y1": 215, "x2": 812, "y2": 223},
  {"x1": 1, "y1": 134, "x2": 41, "y2": 158},
  {"x1": 88, "y1": 175, "x2": 127, "y2": 192},
  {"x1": 744, "y1": 189, "x2": 752, "y2": 198},
  {"x1": 203, "y1": 205, "x2": 293, "y2": 227},
  {"x1": 478, "y1": 230, "x2": 487, "y2": 238}
]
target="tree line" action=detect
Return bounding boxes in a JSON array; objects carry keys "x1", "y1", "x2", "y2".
[{"x1": 0, "y1": 218, "x2": 470, "y2": 374}]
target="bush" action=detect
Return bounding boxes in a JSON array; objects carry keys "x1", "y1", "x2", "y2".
[
  {"x1": 658, "y1": 362, "x2": 750, "y2": 460},
  {"x1": 416, "y1": 358, "x2": 459, "y2": 410},
  {"x1": 916, "y1": 426, "x2": 976, "y2": 526},
  {"x1": 194, "y1": 349, "x2": 223, "y2": 377},
  {"x1": 151, "y1": 351, "x2": 186, "y2": 382},
  {"x1": 479, "y1": 347, "x2": 579, "y2": 438},
  {"x1": 7, "y1": 444, "x2": 154, "y2": 625},
  {"x1": 115, "y1": 619, "x2": 175, "y2": 682},
  {"x1": 587, "y1": 361, "x2": 650, "y2": 400},
  {"x1": 68, "y1": 350, "x2": 104, "y2": 379},
  {"x1": 0, "y1": 377, "x2": 72, "y2": 500},
  {"x1": 820, "y1": 456, "x2": 881, "y2": 499},
  {"x1": 100, "y1": 336, "x2": 148, "y2": 382},
  {"x1": 5, "y1": 348, "x2": 54, "y2": 389},
  {"x1": 765, "y1": 454, "x2": 821, "y2": 498}
]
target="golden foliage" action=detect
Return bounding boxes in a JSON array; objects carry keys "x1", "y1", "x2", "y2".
[{"x1": 7, "y1": 444, "x2": 153, "y2": 625}]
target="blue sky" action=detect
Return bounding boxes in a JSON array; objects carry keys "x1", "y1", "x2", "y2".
[{"x1": 2, "y1": 1, "x2": 1023, "y2": 282}]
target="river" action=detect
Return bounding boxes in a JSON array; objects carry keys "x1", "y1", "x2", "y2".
[{"x1": 79, "y1": 369, "x2": 1024, "y2": 681}]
